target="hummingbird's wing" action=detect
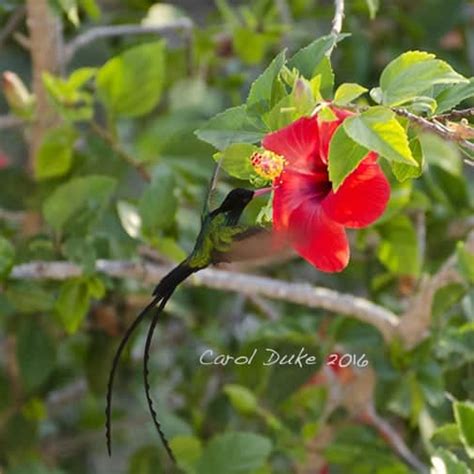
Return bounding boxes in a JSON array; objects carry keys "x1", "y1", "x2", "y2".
[{"x1": 214, "y1": 227, "x2": 293, "y2": 265}]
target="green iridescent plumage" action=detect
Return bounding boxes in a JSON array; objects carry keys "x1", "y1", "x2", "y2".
[
  {"x1": 188, "y1": 213, "x2": 248, "y2": 268},
  {"x1": 105, "y1": 186, "x2": 258, "y2": 465}
]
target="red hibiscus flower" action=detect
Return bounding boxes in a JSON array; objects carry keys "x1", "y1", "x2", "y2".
[{"x1": 259, "y1": 108, "x2": 390, "y2": 272}]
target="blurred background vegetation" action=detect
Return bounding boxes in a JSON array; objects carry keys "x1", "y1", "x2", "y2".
[{"x1": 0, "y1": 0, "x2": 473, "y2": 473}]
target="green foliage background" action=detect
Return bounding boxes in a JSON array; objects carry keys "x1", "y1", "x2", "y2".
[{"x1": 0, "y1": 0, "x2": 473, "y2": 473}]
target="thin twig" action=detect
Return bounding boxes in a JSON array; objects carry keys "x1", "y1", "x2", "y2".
[
  {"x1": 435, "y1": 107, "x2": 474, "y2": 122},
  {"x1": 12, "y1": 31, "x2": 30, "y2": 50},
  {"x1": 0, "y1": 207, "x2": 25, "y2": 223},
  {"x1": 331, "y1": 0, "x2": 345, "y2": 37},
  {"x1": 0, "y1": 115, "x2": 23, "y2": 130},
  {"x1": 63, "y1": 20, "x2": 193, "y2": 65},
  {"x1": 9, "y1": 259, "x2": 399, "y2": 341},
  {"x1": 91, "y1": 122, "x2": 151, "y2": 182},
  {"x1": 248, "y1": 294, "x2": 280, "y2": 321},
  {"x1": 362, "y1": 405, "x2": 429, "y2": 474},
  {"x1": 46, "y1": 379, "x2": 87, "y2": 414},
  {"x1": 0, "y1": 5, "x2": 26, "y2": 49},
  {"x1": 394, "y1": 108, "x2": 474, "y2": 154}
]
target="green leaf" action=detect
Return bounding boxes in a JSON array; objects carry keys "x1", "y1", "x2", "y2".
[
  {"x1": 156, "y1": 237, "x2": 187, "y2": 262},
  {"x1": 437, "y1": 322, "x2": 474, "y2": 364},
  {"x1": 43, "y1": 175, "x2": 117, "y2": 232},
  {"x1": 213, "y1": 143, "x2": 257, "y2": 180},
  {"x1": 67, "y1": 67, "x2": 97, "y2": 89},
  {"x1": 56, "y1": 0, "x2": 80, "y2": 27},
  {"x1": 224, "y1": 384, "x2": 259, "y2": 415},
  {"x1": 377, "y1": 215, "x2": 420, "y2": 276},
  {"x1": 117, "y1": 200, "x2": 142, "y2": 239},
  {"x1": 334, "y1": 83, "x2": 368, "y2": 105},
  {"x1": 457, "y1": 242, "x2": 474, "y2": 284},
  {"x1": 43, "y1": 70, "x2": 95, "y2": 122},
  {"x1": 431, "y1": 424, "x2": 463, "y2": 448},
  {"x1": 246, "y1": 50, "x2": 286, "y2": 114},
  {"x1": 5, "y1": 283, "x2": 55, "y2": 313},
  {"x1": 55, "y1": 279, "x2": 91, "y2": 334},
  {"x1": 419, "y1": 132, "x2": 462, "y2": 176},
  {"x1": 128, "y1": 445, "x2": 163, "y2": 474},
  {"x1": 170, "y1": 436, "x2": 202, "y2": 473},
  {"x1": 343, "y1": 107, "x2": 416, "y2": 164},
  {"x1": 96, "y1": 41, "x2": 165, "y2": 118},
  {"x1": 0, "y1": 236, "x2": 15, "y2": 278},
  {"x1": 35, "y1": 125, "x2": 77, "y2": 180},
  {"x1": 431, "y1": 448, "x2": 471, "y2": 474},
  {"x1": 365, "y1": 0, "x2": 379, "y2": 19},
  {"x1": 288, "y1": 35, "x2": 338, "y2": 78},
  {"x1": 263, "y1": 95, "x2": 297, "y2": 130},
  {"x1": 379, "y1": 51, "x2": 467, "y2": 106},
  {"x1": 391, "y1": 137, "x2": 423, "y2": 182},
  {"x1": 79, "y1": 0, "x2": 101, "y2": 20},
  {"x1": 328, "y1": 125, "x2": 370, "y2": 191},
  {"x1": 138, "y1": 166, "x2": 177, "y2": 235},
  {"x1": 234, "y1": 27, "x2": 272, "y2": 66},
  {"x1": 435, "y1": 78, "x2": 474, "y2": 114},
  {"x1": 8, "y1": 461, "x2": 65, "y2": 474},
  {"x1": 63, "y1": 236, "x2": 97, "y2": 274},
  {"x1": 195, "y1": 105, "x2": 266, "y2": 150},
  {"x1": 454, "y1": 400, "x2": 474, "y2": 457},
  {"x1": 17, "y1": 319, "x2": 56, "y2": 392},
  {"x1": 312, "y1": 56, "x2": 335, "y2": 99},
  {"x1": 196, "y1": 432, "x2": 272, "y2": 474}
]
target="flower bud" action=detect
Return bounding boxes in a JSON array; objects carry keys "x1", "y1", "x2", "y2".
[
  {"x1": 292, "y1": 77, "x2": 314, "y2": 113},
  {"x1": 2, "y1": 71, "x2": 35, "y2": 118}
]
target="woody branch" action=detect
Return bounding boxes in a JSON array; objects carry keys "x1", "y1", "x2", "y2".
[
  {"x1": 9, "y1": 229, "x2": 473, "y2": 345},
  {"x1": 25, "y1": 0, "x2": 62, "y2": 172},
  {"x1": 10, "y1": 259, "x2": 399, "y2": 341}
]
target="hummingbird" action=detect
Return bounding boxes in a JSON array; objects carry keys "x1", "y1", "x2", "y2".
[{"x1": 105, "y1": 183, "x2": 270, "y2": 463}]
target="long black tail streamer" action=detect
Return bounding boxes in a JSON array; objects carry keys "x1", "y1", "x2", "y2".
[
  {"x1": 143, "y1": 291, "x2": 177, "y2": 464},
  {"x1": 105, "y1": 295, "x2": 160, "y2": 456}
]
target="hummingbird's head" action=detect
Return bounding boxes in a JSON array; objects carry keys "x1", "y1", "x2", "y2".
[{"x1": 218, "y1": 188, "x2": 255, "y2": 213}]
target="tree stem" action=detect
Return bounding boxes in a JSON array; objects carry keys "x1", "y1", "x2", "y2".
[{"x1": 26, "y1": 0, "x2": 62, "y2": 174}]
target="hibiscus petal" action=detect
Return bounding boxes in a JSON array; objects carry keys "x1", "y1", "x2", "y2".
[
  {"x1": 287, "y1": 199, "x2": 350, "y2": 272},
  {"x1": 273, "y1": 168, "x2": 330, "y2": 231},
  {"x1": 322, "y1": 156, "x2": 390, "y2": 228},
  {"x1": 317, "y1": 108, "x2": 353, "y2": 163},
  {"x1": 263, "y1": 117, "x2": 322, "y2": 169}
]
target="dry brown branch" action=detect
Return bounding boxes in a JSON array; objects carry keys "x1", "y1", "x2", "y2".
[
  {"x1": 394, "y1": 108, "x2": 474, "y2": 154},
  {"x1": 361, "y1": 405, "x2": 429, "y2": 473},
  {"x1": 10, "y1": 259, "x2": 399, "y2": 341},
  {"x1": 435, "y1": 107, "x2": 474, "y2": 122},
  {"x1": 26, "y1": 0, "x2": 62, "y2": 172}
]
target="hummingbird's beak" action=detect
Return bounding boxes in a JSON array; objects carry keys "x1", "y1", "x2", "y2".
[{"x1": 254, "y1": 187, "x2": 272, "y2": 198}]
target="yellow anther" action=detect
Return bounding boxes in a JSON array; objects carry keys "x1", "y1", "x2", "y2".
[{"x1": 250, "y1": 150, "x2": 286, "y2": 181}]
